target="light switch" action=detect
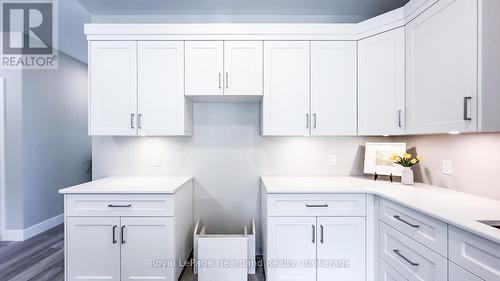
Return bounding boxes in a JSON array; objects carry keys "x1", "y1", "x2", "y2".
[{"x1": 442, "y1": 160, "x2": 452, "y2": 175}]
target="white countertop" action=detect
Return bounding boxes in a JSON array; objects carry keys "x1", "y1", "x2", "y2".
[
  {"x1": 261, "y1": 176, "x2": 500, "y2": 245},
  {"x1": 59, "y1": 176, "x2": 193, "y2": 194}
]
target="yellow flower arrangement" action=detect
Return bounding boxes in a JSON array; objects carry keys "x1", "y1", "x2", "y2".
[{"x1": 392, "y1": 153, "x2": 422, "y2": 168}]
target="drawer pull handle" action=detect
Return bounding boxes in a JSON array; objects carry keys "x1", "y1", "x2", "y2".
[
  {"x1": 393, "y1": 249, "x2": 419, "y2": 266},
  {"x1": 112, "y1": 225, "x2": 117, "y2": 244},
  {"x1": 393, "y1": 215, "x2": 419, "y2": 228},
  {"x1": 306, "y1": 204, "x2": 328, "y2": 208},
  {"x1": 121, "y1": 225, "x2": 126, "y2": 244},
  {"x1": 108, "y1": 204, "x2": 132, "y2": 208}
]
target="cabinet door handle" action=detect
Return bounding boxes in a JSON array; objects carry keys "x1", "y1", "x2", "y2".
[
  {"x1": 393, "y1": 215, "x2": 419, "y2": 228},
  {"x1": 218, "y1": 73, "x2": 222, "y2": 89},
  {"x1": 463, "y1": 97, "x2": 472, "y2": 121},
  {"x1": 398, "y1": 110, "x2": 403, "y2": 128},
  {"x1": 393, "y1": 249, "x2": 419, "y2": 266},
  {"x1": 138, "y1": 114, "x2": 142, "y2": 129},
  {"x1": 130, "y1": 113, "x2": 135, "y2": 129},
  {"x1": 121, "y1": 225, "x2": 126, "y2": 244},
  {"x1": 108, "y1": 204, "x2": 132, "y2": 208},
  {"x1": 320, "y1": 225, "x2": 324, "y2": 244},
  {"x1": 112, "y1": 225, "x2": 117, "y2": 244},
  {"x1": 306, "y1": 113, "x2": 310, "y2": 129},
  {"x1": 306, "y1": 204, "x2": 328, "y2": 208},
  {"x1": 312, "y1": 225, "x2": 316, "y2": 243},
  {"x1": 225, "y1": 72, "x2": 229, "y2": 89},
  {"x1": 313, "y1": 113, "x2": 317, "y2": 129}
]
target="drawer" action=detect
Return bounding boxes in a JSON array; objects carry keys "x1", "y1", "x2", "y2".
[
  {"x1": 267, "y1": 193, "x2": 365, "y2": 217},
  {"x1": 379, "y1": 199, "x2": 448, "y2": 257},
  {"x1": 449, "y1": 226, "x2": 500, "y2": 280},
  {"x1": 449, "y1": 262, "x2": 483, "y2": 281},
  {"x1": 66, "y1": 194, "x2": 174, "y2": 217},
  {"x1": 379, "y1": 221, "x2": 447, "y2": 281},
  {"x1": 379, "y1": 258, "x2": 408, "y2": 281}
]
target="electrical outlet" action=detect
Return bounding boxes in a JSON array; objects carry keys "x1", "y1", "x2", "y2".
[
  {"x1": 152, "y1": 156, "x2": 161, "y2": 168},
  {"x1": 442, "y1": 160, "x2": 452, "y2": 175},
  {"x1": 330, "y1": 155, "x2": 337, "y2": 166}
]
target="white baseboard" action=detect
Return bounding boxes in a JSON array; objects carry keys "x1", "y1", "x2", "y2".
[{"x1": 1, "y1": 214, "x2": 63, "y2": 241}]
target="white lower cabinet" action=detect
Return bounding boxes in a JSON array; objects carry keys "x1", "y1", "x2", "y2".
[
  {"x1": 379, "y1": 222, "x2": 447, "y2": 281},
  {"x1": 267, "y1": 217, "x2": 317, "y2": 281},
  {"x1": 66, "y1": 217, "x2": 121, "y2": 281},
  {"x1": 379, "y1": 258, "x2": 408, "y2": 281},
  {"x1": 449, "y1": 262, "x2": 483, "y2": 281},
  {"x1": 120, "y1": 217, "x2": 174, "y2": 281},
  {"x1": 317, "y1": 217, "x2": 365, "y2": 281}
]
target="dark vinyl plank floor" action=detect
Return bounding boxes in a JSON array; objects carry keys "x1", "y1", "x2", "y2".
[{"x1": 0, "y1": 225, "x2": 266, "y2": 281}]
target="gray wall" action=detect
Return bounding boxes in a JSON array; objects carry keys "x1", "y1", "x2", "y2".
[
  {"x1": 21, "y1": 52, "x2": 91, "y2": 228},
  {"x1": 92, "y1": 103, "x2": 387, "y2": 248}
]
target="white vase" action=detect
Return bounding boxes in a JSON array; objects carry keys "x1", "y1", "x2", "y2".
[{"x1": 401, "y1": 167, "x2": 414, "y2": 185}]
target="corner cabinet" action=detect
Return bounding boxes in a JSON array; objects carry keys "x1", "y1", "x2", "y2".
[
  {"x1": 406, "y1": 0, "x2": 478, "y2": 134},
  {"x1": 89, "y1": 41, "x2": 192, "y2": 136},
  {"x1": 358, "y1": 27, "x2": 405, "y2": 136}
]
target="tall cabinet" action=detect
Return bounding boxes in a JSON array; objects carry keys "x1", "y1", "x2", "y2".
[
  {"x1": 262, "y1": 41, "x2": 310, "y2": 136},
  {"x1": 311, "y1": 41, "x2": 357, "y2": 136},
  {"x1": 406, "y1": 0, "x2": 478, "y2": 134},
  {"x1": 358, "y1": 27, "x2": 405, "y2": 136},
  {"x1": 89, "y1": 41, "x2": 192, "y2": 136}
]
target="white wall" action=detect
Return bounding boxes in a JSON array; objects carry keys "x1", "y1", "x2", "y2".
[
  {"x1": 92, "y1": 102, "x2": 387, "y2": 247},
  {"x1": 397, "y1": 133, "x2": 500, "y2": 200},
  {"x1": 22, "y1": 52, "x2": 91, "y2": 229}
]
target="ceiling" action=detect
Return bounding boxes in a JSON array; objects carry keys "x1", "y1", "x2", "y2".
[{"x1": 78, "y1": 0, "x2": 409, "y2": 18}]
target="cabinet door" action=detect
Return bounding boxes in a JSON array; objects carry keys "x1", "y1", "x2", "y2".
[
  {"x1": 267, "y1": 217, "x2": 317, "y2": 281},
  {"x1": 263, "y1": 41, "x2": 310, "y2": 136},
  {"x1": 120, "y1": 217, "x2": 175, "y2": 281},
  {"x1": 406, "y1": 0, "x2": 477, "y2": 134},
  {"x1": 224, "y1": 41, "x2": 263, "y2": 96},
  {"x1": 138, "y1": 41, "x2": 187, "y2": 136},
  {"x1": 358, "y1": 28, "x2": 405, "y2": 136},
  {"x1": 449, "y1": 262, "x2": 483, "y2": 281},
  {"x1": 66, "y1": 217, "x2": 120, "y2": 281},
  {"x1": 311, "y1": 41, "x2": 357, "y2": 136},
  {"x1": 185, "y1": 41, "x2": 223, "y2": 96},
  {"x1": 90, "y1": 41, "x2": 137, "y2": 136},
  {"x1": 317, "y1": 217, "x2": 365, "y2": 281}
]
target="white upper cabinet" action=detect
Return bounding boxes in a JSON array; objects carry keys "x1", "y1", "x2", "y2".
[
  {"x1": 138, "y1": 41, "x2": 192, "y2": 136},
  {"x1": 224, "y1": 41, "x2": 263, "y2": 96},
  {"x1": 358, "y1": 27, "x2": 405, "y2": 136},
  {"x1": 406, "y1": 0, "x2": 478, "y2": 134},
  {"x1": 90, "y1": 41, "x2": 138, "y2": 136},
  {"x1": 311, "y1": 41, "x2": 357, "y2": 136},
  {"x1": 185, "y1": 41, "x2": 224, "y2": 96},
  {"x1": 262, "y1": 41, "x2": 310, "y2": 136}
]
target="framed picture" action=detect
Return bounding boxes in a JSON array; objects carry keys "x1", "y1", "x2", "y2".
[{"x1": 364, "y1": 142, "x2": 406, "y2": 176}]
